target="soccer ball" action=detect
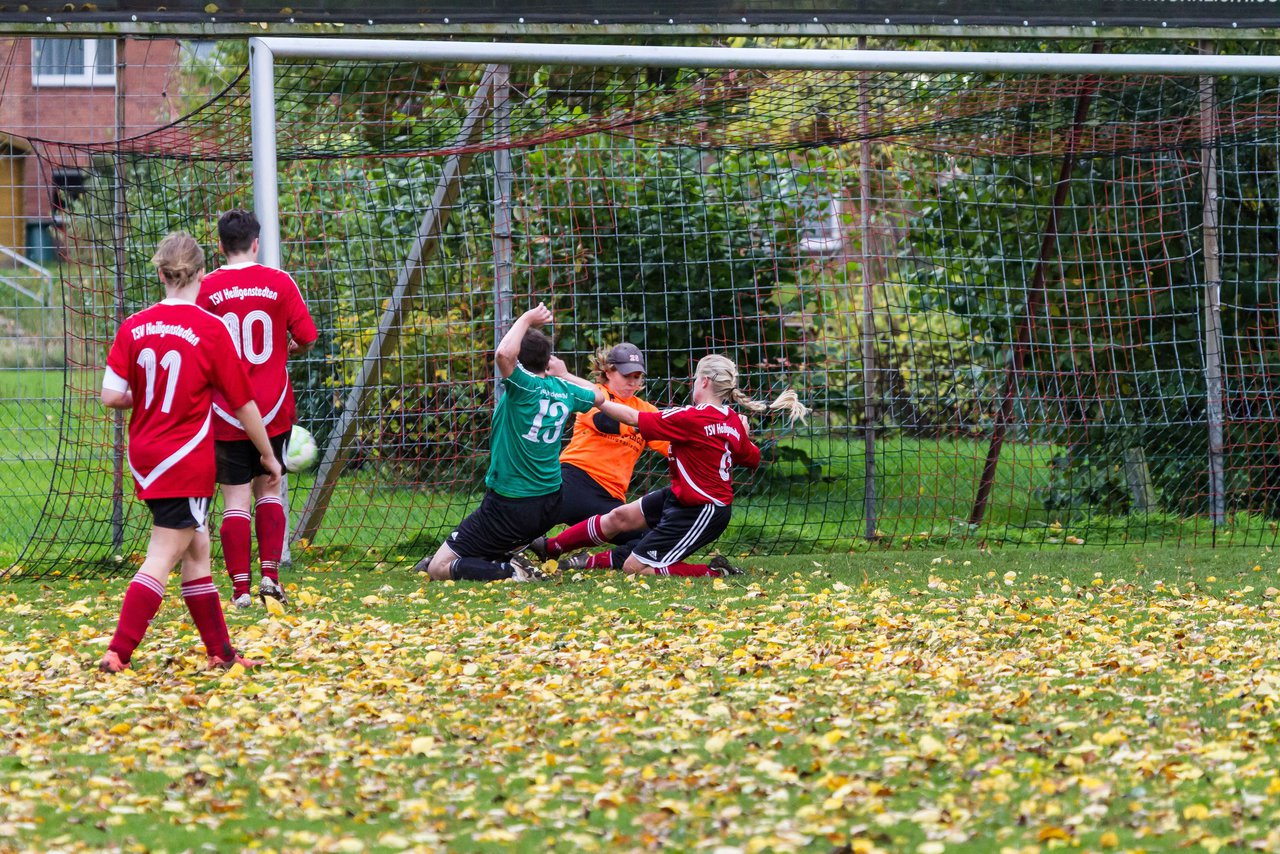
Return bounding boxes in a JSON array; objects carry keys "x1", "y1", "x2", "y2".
[{"x1": 286, "y1": 425, "x2": 320, "y2": 473}]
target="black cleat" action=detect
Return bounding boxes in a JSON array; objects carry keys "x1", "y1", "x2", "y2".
[
  {"x1": 508, "y1": 554, "x2": 549, "y2": 583},
  {"x1": 259, "y1": 576, "x2": 289, "y2": 606},
  {"x1": 560, "y1": 551, "x2": 594, "y2": 571},
  {"x1": 708, "y1": 555, "x2": 744, "y2": 576},
  {"x1": 526, "y1": 536, "x2": 550, "y2": 562}
]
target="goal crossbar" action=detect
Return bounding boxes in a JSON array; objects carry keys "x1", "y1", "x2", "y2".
[{"x1": 252, "y1": 37, "x2": 1280, "y2": 76}]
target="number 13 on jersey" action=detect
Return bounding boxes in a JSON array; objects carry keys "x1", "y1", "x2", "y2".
[{"x1": 523, "y1": 398, "x2": 569, "y2": 444}]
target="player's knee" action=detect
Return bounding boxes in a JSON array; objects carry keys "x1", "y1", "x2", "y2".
[
  {"x1": 621, "y1": 555, "x2": 650, "y2": 575},
  {"x1": 603, "y1": 505, "x2": 641, "y2": 537},
  {"x1": 598, "y1": 508, "x2": 623, "y2": 534}
]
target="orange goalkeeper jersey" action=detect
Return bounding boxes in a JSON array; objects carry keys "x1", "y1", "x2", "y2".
[{"x1": 560, "y1": 384, "x2": 670, "y2": 501}]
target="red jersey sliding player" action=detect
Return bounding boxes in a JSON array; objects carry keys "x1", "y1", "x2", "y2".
[
  {"x1": 99, "y1": 232, "x2": 282, "y2": 674},
  {"x1": 539, "y1": 354, "x2": 808, "y2": 577},
  {"x1": 198, "y1": 209, "x2": 316, "y2": 609}
]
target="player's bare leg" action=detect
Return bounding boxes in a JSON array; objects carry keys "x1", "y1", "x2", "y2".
[
  {"x1": 620, "y1": 554, "x2": 658, "y2": 576},
  {"x1": 416, "y1": 540, "x2": 460, "y2": 581}
]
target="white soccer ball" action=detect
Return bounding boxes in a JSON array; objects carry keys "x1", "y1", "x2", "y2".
[{"x1": 286, "y1": 425, "x2": 320, "y2": 472}]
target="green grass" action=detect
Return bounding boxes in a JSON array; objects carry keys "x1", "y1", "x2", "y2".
[
  {"x1": 3, "y1": 547, "x2": 1280, "y2": 851},
  {"x1": 0, "y1": 368, "x2": 65, "y2": 558},
  {"x1": 2, "y1": 366, "x2": 1276, "y2": 575},
  {"x1": 0, "y1": 266, "x2": 65, "y2": 369}
]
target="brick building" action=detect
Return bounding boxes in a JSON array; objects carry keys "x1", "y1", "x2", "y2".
[{"x1": 0, "y1": 36, "x2": 185, "y2": 262}]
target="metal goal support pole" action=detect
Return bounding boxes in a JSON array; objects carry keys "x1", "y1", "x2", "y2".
[
  {"x1": 491, "y1": 66, "x2": 514, "y2": 398},
  {"x1": 857, "y1": 38, "x2": 878, "y2": 542},
  {"x1": 1200, "y1": 41, "x2": 1226, "y2": 530}
]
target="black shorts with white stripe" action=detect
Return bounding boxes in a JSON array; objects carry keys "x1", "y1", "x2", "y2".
[
  {"x1": 626, "y1": 490, "x2": 731, "y2": 570},
  {"x1": 145, "y1": 496, "x2": 211, "y2": 532}
]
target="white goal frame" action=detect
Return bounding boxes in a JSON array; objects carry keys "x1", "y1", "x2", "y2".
[{"x1": 246, "y1": 37, "x2": 1275, "y2": 549}]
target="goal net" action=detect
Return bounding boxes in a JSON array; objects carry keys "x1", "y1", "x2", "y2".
[{"x1": 7, "y1": 40, "x2": 1280, "y2": 575}]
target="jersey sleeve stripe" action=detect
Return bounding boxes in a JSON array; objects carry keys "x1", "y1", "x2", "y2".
[{"x1": 102, "y1": 367, "x2": 129, "y2": 393}]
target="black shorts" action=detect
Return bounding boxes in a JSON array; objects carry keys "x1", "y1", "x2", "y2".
[
  {"x1": 215, "y1": 433, "x2": 289, "y2": 485},
  {"x1": 628, "y1": 487, "x2": 731, "y2": 569},
  {"x1": 145, "y1": 497, "x2": 211, "y2": 532},
  {"x1": 449, "y1": 489, "x2": 562, "y2": 561},
  {"x1": 556, "y1": 464, "x2": 624, "y2": 526}
]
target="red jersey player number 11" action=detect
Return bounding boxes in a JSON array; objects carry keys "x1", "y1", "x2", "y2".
[{"x1": 98, "y1": 232, "x2": 281, "y2": 675}]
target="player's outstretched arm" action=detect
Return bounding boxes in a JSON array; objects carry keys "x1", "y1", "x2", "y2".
[
  {"x1": 547, "y1": 356, "x2": 605, "y2": 403},
  {"x1": 495, "y1": 302, "x2": 553, "y2": 378},
  {"x1": 233, "y1": 400, "x2": 283, "y2": 488},
  {"x1": 599, "y1": 399, "x2": 641, "y2": 427}
]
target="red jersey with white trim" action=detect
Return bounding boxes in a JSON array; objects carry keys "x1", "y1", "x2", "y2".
[
  {"x1": 636, "y1": 404, "x2": 761, "y2": 506},
  {"x1": 104, "y1": 299, "x2": 255, "y2": 499},
  {"x1": 197, "y1": 263, "x2": 317, "y2": 440}
]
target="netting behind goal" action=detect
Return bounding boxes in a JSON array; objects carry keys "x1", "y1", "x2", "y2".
[{"x1": 8, "y1": 45, "x2": 1280, "y2": 575}]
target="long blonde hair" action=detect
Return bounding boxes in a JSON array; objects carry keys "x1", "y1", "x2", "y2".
[
  {"x1": 695, "y1": 354, "x2": 810, "y2": 424},
  {"x1": 150, "y1": 232, "x2": 204, "y2": 290}
]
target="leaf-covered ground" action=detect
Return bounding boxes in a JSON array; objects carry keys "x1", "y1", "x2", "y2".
[{"x1": 3, "y1": 547, "x2": 1280, "y2": 852}]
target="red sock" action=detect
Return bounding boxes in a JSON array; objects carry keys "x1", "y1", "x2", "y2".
[
  {"x1": 547, "y1": 514, "x2": 610, "y2": 556},
  {"x1": 255, "y1": 495, "x2": 286, "y2": 583},
  {"x1": 660, "y1": 562, "x2": 718, "y2": 578},
  {"x1": 181, "y1": 575, "x2": 233, "y2": 658},
  {"x1": 221, "y1": 509, "x2": 252, "y2": 596},
  {"x1": 108, "y1": 572, "x2": 165, "y2": 662},
  {"x1": 584, "y1": 551, "x2": 614, "y2": 569}
]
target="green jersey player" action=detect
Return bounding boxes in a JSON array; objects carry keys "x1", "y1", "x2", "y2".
[{"x1": 415, "y1": 303, "x2": 600, "y2": 582}]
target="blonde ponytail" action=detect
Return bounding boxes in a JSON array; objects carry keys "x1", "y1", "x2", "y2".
[
  {"x1": 589, "y1": 347, "x2": 612, "y2": 383},
  {"x1": 696, "y1": 354, "x2": 810, "y2": 425}
]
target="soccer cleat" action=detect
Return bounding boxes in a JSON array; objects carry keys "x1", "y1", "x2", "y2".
[
  {"x1": 412, "y1": 556, "x2": 431, "y2": 573},
  {"x1": 508, "y1": 554, "x2": 549, "y2": 583},
  {"x1": 559, "y1": 551, "x2": 594, "y2": 571},
  {"x1": 231, "y1": 593, "x2": 253, "y2": 609},
  {"x1": 258, "y1": 577, "x2": 288, "y2": 606},
  {"x1": 709, "y1": 555, "x2": 744, "y2": 576},
  {"x1": 207, "y1": 650, "x2": 262, "y2": 670},
  {"x1": 98, "y1": 650, "x2": 129, "y2": 674},
  {"x1": 526, "y1": 536, "x2": 550, "y2": 562}
]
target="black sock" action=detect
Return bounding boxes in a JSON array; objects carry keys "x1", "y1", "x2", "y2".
[{"x1": 450, "y1": 557, "x2": 514, "y2": 582}]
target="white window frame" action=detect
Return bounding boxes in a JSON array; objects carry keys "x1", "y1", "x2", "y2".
[{"x1": 31, "y1": 38, "x2": 116, "y2": 88}]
